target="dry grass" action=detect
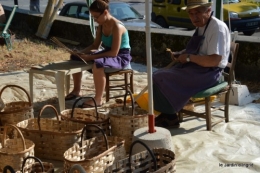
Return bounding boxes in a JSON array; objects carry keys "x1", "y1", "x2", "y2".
[{"x1": 0, "y1": 31, "x2": 72, "y2": 72}]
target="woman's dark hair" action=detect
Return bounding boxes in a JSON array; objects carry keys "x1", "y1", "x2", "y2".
[{"x1": 90, "y1": 0, "x2": 110, "y2": 13}]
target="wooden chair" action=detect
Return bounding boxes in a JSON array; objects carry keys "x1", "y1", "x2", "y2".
[
  {"x1": 178, "y1": 42, "x2": 239, "y2": 131},
  {"x1": 105, "y1": 69, "x2": 134, "y2": 102}
]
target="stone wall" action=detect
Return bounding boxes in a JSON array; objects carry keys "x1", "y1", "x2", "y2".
[{"x1": 3, "y1": 6, "x2": 260, "y2": 81}]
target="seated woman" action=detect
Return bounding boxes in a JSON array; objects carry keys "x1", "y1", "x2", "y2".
[{"x1": 65, "y1": 0, "x2": 132, "y2": 108}]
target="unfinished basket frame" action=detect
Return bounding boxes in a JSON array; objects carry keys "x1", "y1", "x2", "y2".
[
  {"x1": 20, "y1": 156, "x2": 54, "y2": 173},
  {"x1": 61, "y1": 96, "x2": 111, "y2": 138},
  {"x1": 64, "y1": 124, "x2": 126, "y2": 173},
  {"x1": 0, "y1": 85, "x2": 33, "y2": 126},
  {"x1": 16, "y1": 105, "x2": 84, "y2": 161},
  {"x1": 105, "y1": 140, "x2": 176, "y2": 173}
]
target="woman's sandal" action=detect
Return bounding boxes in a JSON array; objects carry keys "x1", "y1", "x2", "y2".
[{"x1": 155, "y1": 113, "x2": 180, "y2": 128}]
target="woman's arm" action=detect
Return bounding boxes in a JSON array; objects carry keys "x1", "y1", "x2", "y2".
[
  {"x1": 80, "y1": 21, "x2": 125, "y2": 61},
  {"x1": 80, "y1": 25, "x2": 103, "y2": 54}
]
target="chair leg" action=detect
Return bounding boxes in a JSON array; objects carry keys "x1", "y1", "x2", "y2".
[
  {"x1": 130, "y1": 71, "x2": 134, "y2": 93},
  {"x1": 124, "y1": 72, "x2": 128, "y2": 93},
  {"x1": 225, "y1": 89, "x2": 230, "y2": 122},
  {"x1": 205, "y1": 97, "x2": 211, "y2": 131},
  {"x1": 105, "y1": 74, "x2": 110, "y2": 102}
]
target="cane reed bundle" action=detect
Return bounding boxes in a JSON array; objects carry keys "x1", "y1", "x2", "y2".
[
  {"x1": 50, "y1": 37, "x2": 88, "y2": 64},
  {"x1": 109, "y1": 90, "x2": 148, "y2": 153},
  {"x1": 0, "y1": 85, "x2": 33, "y2": 126},
  {"x1": 64, "y1": 124, "x2": 126, "y2": 173},
  {"x1": 0, "y1": 124, "x2": 35, "y2": 172},
  {"x1": 16, "y1": 105, "x2": 84, "y2": 161},
  {"x1": 61, "y1": 97, "x2": 111, "y2": 138},
  {"x1": 105, "y1": 140, "x2": 176, "y2": 173}
]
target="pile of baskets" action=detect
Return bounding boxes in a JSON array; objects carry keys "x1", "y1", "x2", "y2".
[{"x1": 0, "y1": 84, "x2": 176, "y2": 173}]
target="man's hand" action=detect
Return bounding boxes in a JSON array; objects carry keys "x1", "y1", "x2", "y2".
[{"x1": 178, "y1": 54, "x2": 190, "y2": 64}]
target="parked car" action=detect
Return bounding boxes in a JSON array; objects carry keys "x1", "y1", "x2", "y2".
[
  {"x1": 151, "y1": 0, "x2": 260, "y2": 36},
  {"x1": 59, "y1": 1, "x2": 161, "y2": 28}
]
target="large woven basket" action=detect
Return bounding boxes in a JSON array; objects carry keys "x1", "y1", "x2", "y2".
[
  {"x1": 0, "y1": 124, "x2": 35, "y2": 172},
  {"x1": 64, "y1": 124, "x2": 126, "y2": 173},
  {"x1": 109, "y1": 91, "x2": 148, "y2": 152},
  {"x1": 0, "y1": 85, "x2": 33, "y2": 126},
  {"x1": 105, "y1": 140, "x2": 176, "y2": 173},
  {"x1": 16, "y1": 105, "x2": 84, "y2": 161},
  {"x1": 61, "y1": 96, "x2": 111, "y2": 138}
]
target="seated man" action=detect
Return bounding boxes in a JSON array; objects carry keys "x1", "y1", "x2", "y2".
[{"x1": 153, "y1": 0, "x2": 231, "y2": 128}]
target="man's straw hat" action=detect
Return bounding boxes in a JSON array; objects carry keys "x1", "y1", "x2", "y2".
[{"x1": 182, "y1": 0, "x2": 212, "y2": 10}]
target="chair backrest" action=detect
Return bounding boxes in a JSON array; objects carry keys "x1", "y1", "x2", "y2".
[{"x1": 223, "y1": 42, "x2": 239, "y2": 84}]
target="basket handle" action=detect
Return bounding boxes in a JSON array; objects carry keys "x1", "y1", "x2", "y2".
[
  {"x1": 123, "y1": 90, "x2": 135, "y2": 116},
  {"x1": 3, "y1": 166, "x2": 16, "y2": 173},
  {"x1": 0, "y1": 84, "x2": 32, "y2": 106},
  {"x1": 37, "y1": 105, "x2": 60, "y2": 131},
  {"x1": 71, "y1": 96, "x2": 99, "y2": 121},
  {"x1": 3, "y1": 124, "x2": 26, "y2": 151},
  {"x1": 129, "y1": 140, "x2": 157, "y2": 171},
  {"x1": 21, "y1": 156, "x2": 44, "y2": 173},
  {"x1": 80, "y1": 124, "x2": 109, "y2": 150}
]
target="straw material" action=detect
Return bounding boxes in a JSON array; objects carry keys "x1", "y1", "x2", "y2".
[
  {"x1": 105, "y1": 140, "x2": 176, "y2": 173},
  {"x1": 0, "y1": 85, "x2": 33, "y2": 126},
  {"x1": 16, "y1": 105, "x2": 84, "y2": 161},
  {"x1": 64, "y1": 124, "x2": 126, "y2": 173},
  {"x1": 0, "y1": 124, "x2": 35, "y2": 172},
  {"x1": 61, "y1": 97, "x2": 111, "y2": 138},
  {"x1": 19, "y1": 156, "x2": 54, "y2": 173},
  {"x1": 109, "y1": 91, "x2": 148, "y2": 152}
]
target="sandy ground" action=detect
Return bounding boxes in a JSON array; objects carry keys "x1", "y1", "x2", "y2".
[{"x1": 0, "y1": 62, "x2": 260, "y2": 173}]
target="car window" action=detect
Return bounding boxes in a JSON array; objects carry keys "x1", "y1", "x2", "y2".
[
  {"x1": 78, "y1": 6, "x2": 89, "y2": 19},
  {"x1": 168, "y1": 0, "x2": 181, "y2": 5},
  {"x1": 65, "y1": 5, "x2": 78, "y2": 18},
  {"x1": 223, "y1": 0, "x2": 239, "y2": 4},
  {"x1": 110, "y1": 4, "x2": 142, "y2": 20}
]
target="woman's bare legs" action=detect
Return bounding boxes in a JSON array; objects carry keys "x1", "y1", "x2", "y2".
[
  {"x1": 65, "y1": 72, "x2": 82, "y2": 100},
  {"x1": 90, "y1": 63, "x2": 105, "y2": 106}
]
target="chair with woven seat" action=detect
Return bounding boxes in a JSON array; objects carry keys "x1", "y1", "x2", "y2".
[
  {"x1": 105, "y1": 69, "x2": 134, "y2": 102},
  {"x1": 178, "y1": 42, "x2": 239, "y2": 131}
]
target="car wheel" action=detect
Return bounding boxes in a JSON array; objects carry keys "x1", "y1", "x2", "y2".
[
  {"x1": 155, "y1": 17, "x2": 169, "y2": 28},
  {"x1": 243, "y1": 30, "x2": 255, "y2": 36}
]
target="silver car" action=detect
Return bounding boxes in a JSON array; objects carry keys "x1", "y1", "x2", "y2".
[{"x1": 59, "y1": 1, "x2": 161, "y2": 28}]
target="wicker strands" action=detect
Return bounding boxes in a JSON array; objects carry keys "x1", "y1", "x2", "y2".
[
  {"x1": 64, "y1": 124, "x2": 126, "y2": 173},
  {"x1": 0, "y1": 124, "x2": 35, "y2": 172},
  {"x1": 16, "y1": 105, "x2": 84, "y2": 161},
  {"x1": 0, "y1": 85, "x2": 33, "y2": 126},
  {"x1": 105, "y1": 140, "x2": 176, "y2": 173},
  {"x1": 20, "y1": 156, "x2": 54, "y2": 173},
  {"x1": 61, "y1": 97, "x2": 111, "y2": 138},
  {"x1": 109, "y1": 91, "x2": 148, "y2": 152}
]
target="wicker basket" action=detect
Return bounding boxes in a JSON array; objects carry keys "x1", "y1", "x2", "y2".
[
  {"x1": 0, "y1": 85, "x2": 33, "y2": 126},
  {"x1": 20, "y1": 156, "x2": 54, "y2": 173},
  {"x1": 0, "y1": 124, "x2": 35, "y2": 172},
  {"x1": 105, "y1": 140, "x2": 176, "y2": 173},
  {"x1": 16, "y1": 105, "x2": 84, "y2": 161},
  {"x1": 109, "y1": 91, "x2": 148, "y2": 152},
  {"x1": 61, "y1": 96, "x2": 111, "y2": 138},
  {"x1": 64, "y1": 124, "x2": 126, "y2": 173}
]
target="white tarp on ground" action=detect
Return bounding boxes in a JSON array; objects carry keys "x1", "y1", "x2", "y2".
[{"x1": 170, "y1": 97, "x2": 260, "y2": 173}]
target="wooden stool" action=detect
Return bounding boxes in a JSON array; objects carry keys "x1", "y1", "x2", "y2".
[{"x1": 105, "y1": 69, "x2": 134, "y2": 102}]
